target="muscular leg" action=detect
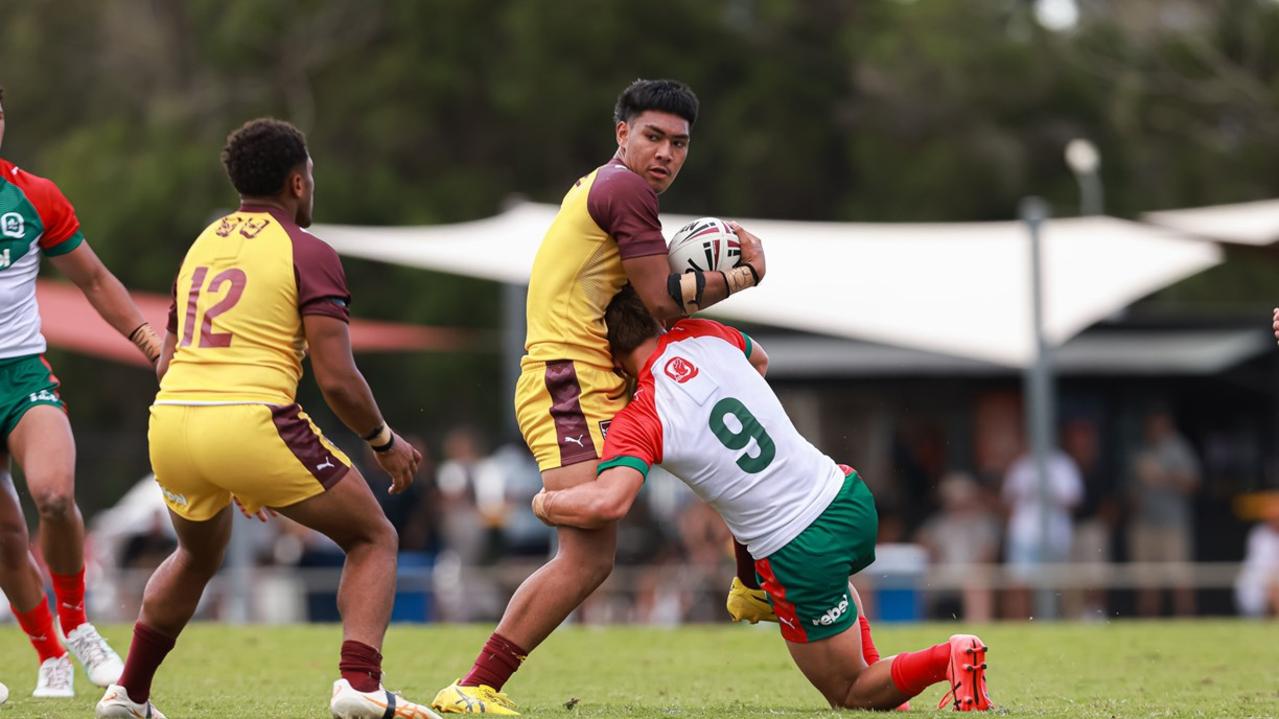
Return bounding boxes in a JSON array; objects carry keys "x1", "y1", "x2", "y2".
[
  {"x1": 785, "y1": 622, "x2": 912, "y2": 711},
  {"x1": 274, "y1": 467, "x2": 399, "y2": 649},
  {"x1": 8, "y1": 406, "x2": 83, "y2": 576},
  {"x1": 446, "y1": 461, "x2": 616, "y2": 697},
  {"x1": 137, "y1": 507, "x2": 233, "y2": 635},
  {"x1": 492, "y1": 460, "x2": 616, "y2": 650},
  {"x1": 0, "y1": 465, "x2": 44, "y2": 612},
  {"x1": 114, "y1": 505, "x2": 232, "y2": 704}
]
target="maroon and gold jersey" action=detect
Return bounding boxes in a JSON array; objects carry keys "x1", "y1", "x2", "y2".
[
  {"x1": 522, "y1": 157, "x2": 667, "y2": 371},
  {"x1": 156, "y1": 204, "x2": 349, "y2": 405}
]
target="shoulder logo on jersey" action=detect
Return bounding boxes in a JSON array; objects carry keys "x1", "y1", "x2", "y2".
[
  {"x1": 1, "y1": 212, "x2": 25, "y2": 239},
  {"x1": 0, "y1": 209, "x2": 36, "y2": 270},
  {"x1": 664, "y1": 356, "x2": 699, "y2": 384}
]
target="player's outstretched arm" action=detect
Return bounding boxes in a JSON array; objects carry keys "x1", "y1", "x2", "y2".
[
  {"x1": 532, "y1": 466, "x2": 645, "y2": 529},
  {"x1": 303, "y1": 314, "x2": 421, "y2": 493},
  {"x1": 49, "y1": 242, "x2": 161, "y2": 364}
]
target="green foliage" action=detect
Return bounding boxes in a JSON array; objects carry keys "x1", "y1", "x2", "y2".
[{"x1": 1, "y1": 621, "x2": 1277, "y2": 717}]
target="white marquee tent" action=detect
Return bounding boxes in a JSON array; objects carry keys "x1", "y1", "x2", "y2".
[
  {"x1": 315, "y1": 202, "x2": 1223, "y2": 367},
  {"x1": 1145, "y1": 198, "x2": 1279, "y2": 246}
]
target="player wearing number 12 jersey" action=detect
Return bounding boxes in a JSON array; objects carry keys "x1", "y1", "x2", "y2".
[
  {"x1": 531, "y1": 287, "x2": 995, "y2": 712},
  {"x1": 97, "y1": 119, "x2": 438, "y2": 719}
]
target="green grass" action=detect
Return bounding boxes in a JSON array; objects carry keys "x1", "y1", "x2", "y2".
[{"x1": 1, "y1": 621, "x2": 1277, "y2": 717}]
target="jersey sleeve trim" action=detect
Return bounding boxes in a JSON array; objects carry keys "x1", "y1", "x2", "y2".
[
  {"x1": 597, "y1": 455, "x2": 650, "y2": 479},
  {"x1": 42, "y1": 230, "x2": 84, "y2": 257},
  {"x1": 742, "y1": 332, "x2": 753, "y2": 358}
]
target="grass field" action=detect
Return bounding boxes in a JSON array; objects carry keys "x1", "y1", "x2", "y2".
[{"x1": 1, "y1": 621, "x2": 1277, "y2": 718}]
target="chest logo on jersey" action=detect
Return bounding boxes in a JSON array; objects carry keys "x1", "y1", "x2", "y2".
[
  {"x1": 0, "y1": 211, "x2": 34, "y2": 269},
  {"x1": 664, "y1": 356, "x2": 699, "y2": 384},
  {"x1": 1, "y1": 212, "x2": 24, "y2": 239},
  {"x1": 599, "y1": 419, "x2": 612, "y2": 439}
]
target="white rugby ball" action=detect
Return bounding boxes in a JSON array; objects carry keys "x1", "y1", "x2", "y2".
[
  {"x1": 667, "y1": 217, "x2": 741, "y2": 273},
  {"x1": 0, "y1": 680, "x2": 8, "y2": 704}
]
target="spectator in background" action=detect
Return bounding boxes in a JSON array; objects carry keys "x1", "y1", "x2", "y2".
[
  {"x1": 1001, "y1": 444, "x2": 1083, "y2": 618},
  {"x1": 1236, "y1": 501, "x2": 1279, "y2": 618},
  {"x1": 432, "y1": 427, "x2": 501, "y2": 622},
  {"x1": 1060, "y1": 417, "x2": 1117, "y2": 620},
  {"x1": 916, "y1": 472, "x2": 1001, "y2": 622},
  {"x1": 1127, "y1": 409, "x2": 1200, "y2": 617}
]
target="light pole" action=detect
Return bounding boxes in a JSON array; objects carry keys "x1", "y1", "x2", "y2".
[
  {"x1": 1020, "y1": 195, "x2": 1058, "y2": 620},
  {"x1": 1064, "y1": 138, "x2": 1104, "y2": 216}
]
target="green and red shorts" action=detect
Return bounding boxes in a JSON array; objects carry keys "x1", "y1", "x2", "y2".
[
  {"x1": 0, "y1": 354, "x2": 66, "y2": 448},
  {"x1": 755, "y1": 466, "x2": 878, "y2": 643}
]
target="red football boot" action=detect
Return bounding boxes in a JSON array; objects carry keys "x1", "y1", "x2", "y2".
[{"x1": 938, "y1": 634, "x2": 992, "y2": 712}]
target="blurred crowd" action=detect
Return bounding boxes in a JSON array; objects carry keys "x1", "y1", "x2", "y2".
[{"x1": 71, "y1": 409, "x2": 1279, "y2": 625}]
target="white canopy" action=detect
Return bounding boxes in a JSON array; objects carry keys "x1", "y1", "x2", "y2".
[
  {"x1": 1145, "y1": 199, "x2": 1279, "y2": 246},
  {"x1": 315, "y1": 203, "x2": 1221, "y2": 367}
]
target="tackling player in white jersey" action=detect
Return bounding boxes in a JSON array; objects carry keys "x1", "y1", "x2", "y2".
[{"x1": 532, "y1": 286, "x2": 994, "y2": 712}]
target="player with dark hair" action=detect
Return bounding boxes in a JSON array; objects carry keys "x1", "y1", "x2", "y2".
[
  {"x1": 433, "y1": 78, "x2": 768, "y2": 715},
  {"x1": 95, "y1": 118, "x2": 439, "y2": 719},
  {"x1": 530, "y1": 286, "x2": 995, "y2": 712},
  {"x1": 0, "y1": 85, "x2": 161, "y2": 698}
]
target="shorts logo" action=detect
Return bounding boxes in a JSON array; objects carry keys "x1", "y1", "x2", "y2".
[
  {"x1": 812, "y1": 593, "x2": 850, "y2": 627},
  {"x1": 599, "y1": 419, "x2": 612, "y2": 439},
  {"x1": 158, "y1": 485, "x2": 189, "y2": 508},
  {"x1": 28, "y1": 389, "x2": 58, "y2": 403},
  {"x1": 1, "y1": 212, "x2": 25, "y2": 239},
  {"x1": 664, "y1": 356, "x2": 699, "y2": 384}
]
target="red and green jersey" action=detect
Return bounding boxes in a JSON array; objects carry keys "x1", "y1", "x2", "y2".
[
  {"x1": 0, "y1": 157, "x2": 86, "y2": 360},
  {"x1": 597, "y1": 319, "x2": 846, "y2": 559}
]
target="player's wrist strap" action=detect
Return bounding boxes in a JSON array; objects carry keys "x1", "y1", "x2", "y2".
[
  {"x1": 725, "y1": 264, "x2": 758, "y2": 295},
  {"x1": 365, "y1": 423, "x2": 393, "y2": 451},
  {"x1": 128, "y1": 322, "x2": 162, "y2": 364}
]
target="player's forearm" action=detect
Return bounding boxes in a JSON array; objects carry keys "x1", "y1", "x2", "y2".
[
  {"x1": 538, "y1": 487, "x2": 625, "y2": 528},
  {"x1": 81, "y1": 272, "x2": 148, "y2": 337},
  {"x1": 315, "y1": 367, "x2": 385, "y2": 438},
  {"x1": 81, "y1": 273, "x2": 163, "y2": 363},
  {"x1": 667, "y1": 264, "x2": 760, "y2": 315}
]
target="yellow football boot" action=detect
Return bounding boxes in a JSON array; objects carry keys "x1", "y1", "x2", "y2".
[
  {"x1": 726, "y1": 576, "x2": 778, "y2": 623},
  {"x1": 431, "y1": 681, "x2": 520, "y2": 715}
]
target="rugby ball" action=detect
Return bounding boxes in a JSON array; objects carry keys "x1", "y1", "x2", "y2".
[
  {"x1": 667, "y1": 217, "x2": 741, "y2": 273},
  {"x1": 0, "y1": 680, "x2": 8, "y2": 705}
]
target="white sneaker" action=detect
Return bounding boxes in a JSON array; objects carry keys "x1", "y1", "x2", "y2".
[
  {"x1": 66, "y1": 623, "x2": 125, "y2": 687},
  {"x1": 33, "y1": 654, "x2": 74, "y2": 698},
  {"x1": 331, "y1": 678, "x2": 442, "y2": 719},
  {"x1": 96, "y1": 683, "x2": 167, "y2": 718}
]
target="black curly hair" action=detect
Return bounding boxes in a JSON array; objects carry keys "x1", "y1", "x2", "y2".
[
  {"x1": 220, "y1": 118, "x2": 308, "y2": 197},
  {"x1": 614, "y1": 79, "x2": 699, "y2": 127}
]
